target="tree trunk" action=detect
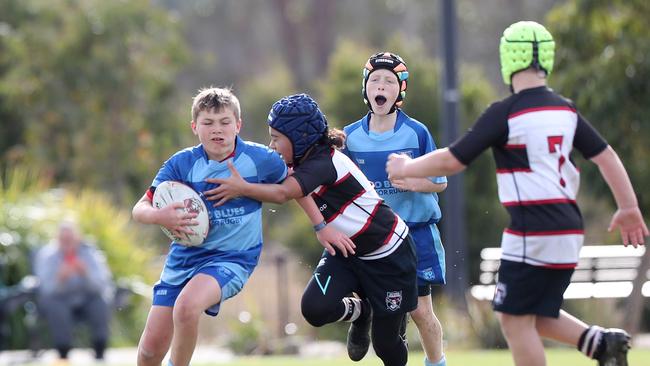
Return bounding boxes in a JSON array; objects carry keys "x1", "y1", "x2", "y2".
[
  {"x1": 271, "y1": 0, "x2": 307, "y2": 89},
  {"x1": 624, "y1": 246, "x2": 648, "y2": 334},
  {"x1": 309, "y1": 1, "x2": 336, "y2": 77}
]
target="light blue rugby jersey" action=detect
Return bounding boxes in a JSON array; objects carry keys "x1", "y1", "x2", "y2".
[
  {"x1": 343, "y1": 110, "x2": 447, "y2": 227},
  {"x1": 151, "y1": 136, "x2": 287, "y2": 285}
]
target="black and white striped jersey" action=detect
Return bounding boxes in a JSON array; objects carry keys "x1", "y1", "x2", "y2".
[
  {"x1": 450, "y1": 86, "x2": 608, "y2": 268},
  {"x1": 292, "y1": 145, "x2": 409, "y2": 259}
]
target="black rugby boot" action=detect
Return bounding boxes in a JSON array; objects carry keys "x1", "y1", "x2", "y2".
[
  {"x1": 346, "y1": 299, "x2": 372, "y2": 361},
  {"x1": 596, "y1": 328, "x2": 631, "y2": 366}
]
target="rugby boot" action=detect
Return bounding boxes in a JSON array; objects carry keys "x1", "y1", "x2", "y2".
[
  {"x1": 597, "y1": 328, "x2": 631, "y2": 366},
  {"x1": 347, "y1": 298, "x2": 372, "y2": 361}
]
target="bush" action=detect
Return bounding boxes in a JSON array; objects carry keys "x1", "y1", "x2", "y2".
[{"x1": 0, "y1": 166, "x2": 157, "y2": 348}]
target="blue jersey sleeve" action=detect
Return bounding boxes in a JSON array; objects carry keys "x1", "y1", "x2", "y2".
[
  {"x1": 258, "y1": 149, "x2": 288, "y2": 184},
  {"x1": 152, "y1": 150, "x2": 191, "y2": 187},
  {"x1": 342, "y1": 125, "x2": 353, "y2": 158}
]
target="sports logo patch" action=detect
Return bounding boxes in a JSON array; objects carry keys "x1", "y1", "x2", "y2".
[
  {"x1": 385, "y1": 290, "x2": 403, "y2": 311},
  {"x1": 421, "y1": 267, "x2": 435, "y2": 281},
  {"x1": 155, "y1": 289, "x2": 168, "y2": 296},
  {"x1": 317, "y1": 257, "x2": 327, "y2": 268},
  {"x1": 493, "y1": 282, "x2": 507, "y2": 305},
  {"x1": 217, "y1": 266, "x2": 233, "y2": 277}
]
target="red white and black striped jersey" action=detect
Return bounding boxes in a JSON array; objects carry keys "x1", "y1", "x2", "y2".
[
  {"x1": 292, "y1": 145, "x2": 409, "y2": 259},
  {"x1": 449, "y1": 86, "x2": 608, "y2": 268}
]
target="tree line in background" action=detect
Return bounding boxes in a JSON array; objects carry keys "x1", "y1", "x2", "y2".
[{"x1": 1, "y1": 0, "x2": 649, "y2": 343}]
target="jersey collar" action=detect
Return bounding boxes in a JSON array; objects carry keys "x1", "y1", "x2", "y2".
[
  {"x1": 199, "y1": 135, "x2": 245, "y2": 163},
  {"x1": 361, "y1": 110, "x2": 407, "y2": 140}
]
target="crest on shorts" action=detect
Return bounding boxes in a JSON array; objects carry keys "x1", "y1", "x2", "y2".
[
  {"x1": 493, "y1": 282, "x2": 507, "y2": 305},
  {"x1": 421, "y1": 267, "x2": 435, "y2": 281},
  {"x1": 385, "y1": 290, "x2": 402, "y2": 311},
  {"x1": 217, "y1": 266, "x2": 233, "y2": 277}
]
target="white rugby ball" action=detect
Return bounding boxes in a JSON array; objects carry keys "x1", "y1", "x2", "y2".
[{"x1": 152, "y1": 181, "x2": 210, "y2": 246}]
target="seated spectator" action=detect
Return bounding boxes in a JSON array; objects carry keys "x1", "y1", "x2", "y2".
[{"x1": 34, "y1": 220, "x2": 113, "y2": 363}]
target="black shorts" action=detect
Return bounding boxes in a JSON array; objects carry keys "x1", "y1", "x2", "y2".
[
  {"x1": 492, "y1": 259, "x2": 574, "y2": 317},
  {"x1": 314, "y1": 235, "x2": 418, "y2": 317}
]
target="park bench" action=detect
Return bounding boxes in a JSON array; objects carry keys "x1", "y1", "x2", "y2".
[{"x1": 470, "y1": 245, "x2": 649, "y2": 301}]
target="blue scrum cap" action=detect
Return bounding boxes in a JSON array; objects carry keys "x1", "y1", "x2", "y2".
[{"x1": 267, "y1": 93, "x2": 328, "y2": 161}]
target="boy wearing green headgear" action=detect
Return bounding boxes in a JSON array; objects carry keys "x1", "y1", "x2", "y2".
[{"x1": 386, "y1": 21, "x2": 648, "y2": 366}]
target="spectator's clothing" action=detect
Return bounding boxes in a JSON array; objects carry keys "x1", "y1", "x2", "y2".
[
  {"x1": 344, "y1": 110, "x2": 446, "y2": 286},
  {"x1": 449, "y1": 86, "x2": 608, "y2": 268},
  {"x1": 150, "y1": 136, "x2": 287, "y2": 314},
  {"x1": 38, "y1": 291, "x2": 110, "y2": 358},
  {"x1": 35, "y1": 242, "x2": 113, "y2": 303},
  {"x1": 34, "y1": 242, "x2": 113, "y2": 359}
]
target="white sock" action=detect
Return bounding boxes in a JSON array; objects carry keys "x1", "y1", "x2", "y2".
[
  {"x1": 337, "y1": 297, "x2": 362, "y2": 322},
  {"x1": 425, "y1": 354, "x2": 446, "y2": 366}
]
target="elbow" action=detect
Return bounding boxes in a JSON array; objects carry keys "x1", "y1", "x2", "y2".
[
  {"x1": 276, "y1": 184, "x2": 304, "y2": 203},
  {"x1": 260, "y1": 187, "x2": 293, "y2": 204},
  {"x1": 268, "y1": 197, "x2": 287, "y2": 204},
  {"x1": 131, "y1": 206, "x2": 143, "y2": 222},
  {"x1": 274, "y1": 190, "x2": 293, "y2": 204},
  {"x1": 442, "y1": 156, "x2": 466, "y2": 175},
  {"x1": 131, "y1": 203, "x2": 151, "y2": 224}
]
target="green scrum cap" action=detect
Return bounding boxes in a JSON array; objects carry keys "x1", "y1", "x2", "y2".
[{"x1": 499, "y1": 21, "x2": 555, "y2": 85}]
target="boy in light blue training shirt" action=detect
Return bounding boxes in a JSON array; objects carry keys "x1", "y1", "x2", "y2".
[
  {"x1": 132, "y1": 87, "x2": 287, "y2": 366},
  {"x1": 343, "y1": 52, "x2": 448, "y2": 366}
]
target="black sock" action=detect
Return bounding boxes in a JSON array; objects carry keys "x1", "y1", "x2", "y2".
[
  {"x1": 56, "y1": 345, "x2": 71, "y2": 359},
  {"x1": 93, "y1": 339, "x2": 107, "y2": 360}
]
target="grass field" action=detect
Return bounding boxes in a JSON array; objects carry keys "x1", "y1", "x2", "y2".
[
  {"x1": 202, "y1": 349, "x2": 648, "y2": 366},
  {"x1": 17, "y1": 349, "x2": 650, "y2": 366}
]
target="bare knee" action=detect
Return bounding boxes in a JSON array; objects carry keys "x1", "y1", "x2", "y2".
[
  {"x1": 410, "y1": 303, "x2": 441, "y2": 331},
  {"x1": 173, "y1": 299, "x2": 201, "y2": 327},
  {"x1": 137, "y1": 341, "x2": 167, "y2": 366}
]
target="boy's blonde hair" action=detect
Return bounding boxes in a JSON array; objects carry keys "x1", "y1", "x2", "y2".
[{"x1": 191, "y1": 87, "x2": 241, "y2": 122}]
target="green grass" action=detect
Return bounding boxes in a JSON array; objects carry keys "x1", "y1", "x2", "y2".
[
  {"x1": 208, "y1": 349, "x2": 649, "y2": 366},
  {"x1": 19, "y1": 349, "x2": 650, "y2": 366}
]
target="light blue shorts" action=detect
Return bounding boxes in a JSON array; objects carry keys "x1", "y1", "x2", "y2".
[
  {"x1": 409, "y1": 223, "x2": 446, "y2": 294},
  {"x1": 152, "y1": 262, "x2": 248, "y2": 316}
]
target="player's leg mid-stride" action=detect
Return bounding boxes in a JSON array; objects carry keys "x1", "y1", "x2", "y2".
[{"x1": 347, "y1": 298, "x2": 372, "y2": 361}]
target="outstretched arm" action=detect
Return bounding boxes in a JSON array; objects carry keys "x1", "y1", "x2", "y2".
[
  {"x1": 204, "y1": 161, "x2": 303, "y2": 206},
  {"x1": 386, "y1": 148, "x2": 466, "y2": 180},
  {"x1": 591, "y1": 146, "x2": 649, "y2": 246},
  {"x1": 296, "y1": 196, "x2": 356, "y2": 257}
]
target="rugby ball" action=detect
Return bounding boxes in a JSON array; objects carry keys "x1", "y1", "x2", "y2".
[{"x1": 152, "y1": 181, "x2": 209, "y2": 246}]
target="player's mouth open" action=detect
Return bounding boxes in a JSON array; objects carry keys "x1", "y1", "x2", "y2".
[{"x1": 375, "y1": 95, "x2": 387, "y2": 106}]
